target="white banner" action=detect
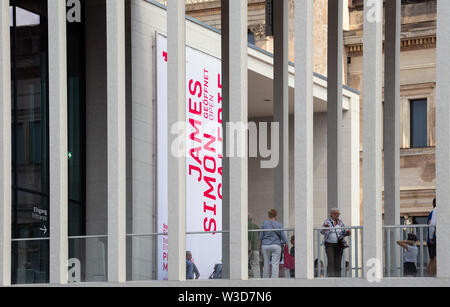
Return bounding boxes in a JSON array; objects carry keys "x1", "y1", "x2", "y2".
[{"x1": 157, "y1": 34, "x2": 223, "y2": 280}]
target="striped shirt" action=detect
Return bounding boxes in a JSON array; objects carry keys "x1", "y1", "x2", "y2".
[{"x1": 321, "y1": 219, "x2": 347, "y2": 244}]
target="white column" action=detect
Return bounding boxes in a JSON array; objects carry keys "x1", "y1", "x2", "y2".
[
  {"x1": 362, "y1": 0, "x2": 383, "y2": 279},
  {"x1": 221, "y1": 0, "x2": 230, "y2": 279},
  {"x1": 0, "y1": 0, "x2": 12, "y2": 287},
  {"x1": 48, "y1": 0, "x2": 68, "y2": 285},
  {"x1": 167, "y1": 0, "x2": 186, "y2": 281},
  {"x1": 106, "y1": 0, "x2": 127, "y2": 283},
  {"x1": 227, "y1": 0, "x2": 248, "y2": 281},
  {"x1": 384, "y1": 0, "x2": 401, "y2": 277},
  {"x1": 436, "y1": 0, "x2": 450, "y2": 279},
  {"x1": 327, "y1": 0, "x2": 343, "y2": 213},
  {"x1": 273, "y1": 0, "x2": 289, "y2": 226},
  {"x1": 294, "y1": 0, "x2": 314, "y2": 280}
]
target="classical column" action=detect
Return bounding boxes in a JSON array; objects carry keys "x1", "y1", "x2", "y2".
[
  {"x1": 273, "y1": 0, "x2": 289, "y2": 226},
  {"x1": 167, "y1": 0, "x2": 186, "y2": 281},
  {"x1": 48, "y1": 0, "x2": 69, "y2": 285},
  {"x1": 362, "y1": 0, "x2": 383, "y2": 279},
  {"x1": 0, "y1": 0, "x2": 12, "y2": 287},
  {"x1": 294, "y1": 0, "x2": 314, "y2": 280},
  {"x1": 436, "y1": 0, "x2": 450, "y2": 279},
  {"x1": 106, "y1": 0, "x2": 127, "y2": 283},
  {"x1": 327, "y1": 0, "x2": 343, "y2": 213},
  {"x1": 384, "y1": 0, "x2": 401, "y2": 277},
  {"x1": 222, "y1": 0, "x2": 248, "y2": 281}
]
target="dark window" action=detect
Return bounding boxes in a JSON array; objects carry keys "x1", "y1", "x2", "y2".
[
  {"x1": 10, "y1": 0, "x2": 49, "y2": 285},
  {"x1": 410, "y1": 99, "x2": 428, "y2": 148}
]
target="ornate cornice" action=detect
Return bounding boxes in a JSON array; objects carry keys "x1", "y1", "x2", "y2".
[{"x1": 346, "y1": 36, "x2": 436, "y2": 57}]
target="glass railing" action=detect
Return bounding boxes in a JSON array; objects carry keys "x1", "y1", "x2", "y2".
[
  {"x1": 126, "y1": 231, "x2": 229, "y2": 281},
  {"x1": 11, "y1": 238, "x2": 50, "y2": 285},
  {"x1": 126, "y1": 233, "x2": 167, "y2": 281},
  {"x1": 68, "y1": 235, "x2": 108, "y2": 283}
]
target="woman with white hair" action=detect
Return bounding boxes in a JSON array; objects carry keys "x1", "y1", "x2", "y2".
[{"x1": 321, "y1": 208, "x2": 351, "y2": 277}]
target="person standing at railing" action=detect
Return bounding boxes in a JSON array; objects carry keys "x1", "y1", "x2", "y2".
[
  {"x1": 427, "y1": 198, "x2": 437, "y2": 277},
  {"x1": 248, "y1": 213, "x2": 261, "y2": 278},
  {"x1": 260, "y1": 209, "x2": 288, "y2": 279},
  {"x1": 397, "y1": 234, "x2": 419, "y2": 277},
  {"x1": 321, "y1": 208, "x2": 351, "y2": 277}
]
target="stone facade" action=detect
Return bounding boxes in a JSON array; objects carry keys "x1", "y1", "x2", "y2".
[{"x1": 346, "y1": 0, "x2": 437, "y2": 221}]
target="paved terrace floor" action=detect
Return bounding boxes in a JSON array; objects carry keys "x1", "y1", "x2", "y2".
[{"x1": 13, "y1": 278, "x2": 450, "y2": 287}]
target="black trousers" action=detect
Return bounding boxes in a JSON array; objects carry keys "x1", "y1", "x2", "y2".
[{"x1": 325, "y1": 243, "x2": 343, "y2": 277}]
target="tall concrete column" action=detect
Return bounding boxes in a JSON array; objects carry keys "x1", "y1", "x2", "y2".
[
  {"x1": 106, "y1": 0, "x2": 127, "y2": 283},
  {"x1": 48, "y1": 0, "x2": 68, "y2": 285},
  {"x1": 327, "y1": 0, "x2": 343, "y2": 213},
  {"x1": 222, "y1": 0, "x2": 248, "y2": 281},
  {"x1": 436, "y1": 0, "x2": 450, "y2": 279},
  {"x1": 363, "y1": 0, "x2": 383, "y2": 279},
  {"x1": 0, "y1": 0, "x2": 12, "y2": 287},
  {"x1": 273, "y1": 0, "x2": 289, "y2": 226},
  {"x1": 384, "y1": 0, "x2": 401, "y2": 277},
  {"x1": 221, "y1": 0, "x2": 230, "y2": 280},
  {"x1": 167, "y1": 0, "x2": 186, "y2": 281},
  {"x1": 294, "y1": 0, "x2": 314, "y2": 280}
]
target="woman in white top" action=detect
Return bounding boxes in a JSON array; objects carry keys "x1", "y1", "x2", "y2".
[
  {"x1": 321, "y1": 208, "x2": 351, "y2": 277},
  {"x1": 397, "y1": 233, "x2": 418, "y2": 277}
]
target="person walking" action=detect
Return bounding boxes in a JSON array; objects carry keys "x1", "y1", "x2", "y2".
[
  {"x1": 321, "y1": 208, "x2": 351, "y2": 277},
  {"x1": 248, "y1": 213, "x2": 261, "y2": 278},
  {"x1": 397, "y1": 234, "x2": 419, "y2": 277},
  {"x1": 260, "y1": 209, "x2": 287, "y2": 279}
]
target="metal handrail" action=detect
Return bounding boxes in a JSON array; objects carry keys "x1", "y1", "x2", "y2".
[
  {"x1": 383, "y1": 224, "x2": 433, "y2": 278},
  {"x1": 314, "y1": 226, "x2": 364, "y2": 279}
]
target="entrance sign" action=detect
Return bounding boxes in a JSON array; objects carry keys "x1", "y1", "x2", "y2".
[{"x1": 157, "y1": 34, "x2": 223, "y2": 280}]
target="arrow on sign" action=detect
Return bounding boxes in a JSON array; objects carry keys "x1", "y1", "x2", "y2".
[{"x1": 40, "y1": 225, "x2": 48, "y2": 235}]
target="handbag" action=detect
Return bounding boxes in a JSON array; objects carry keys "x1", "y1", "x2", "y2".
[
  {"x1": 337, "y1": 237, "x2": 349, "y2": 250},
  {"x1": 330, "y1": 219, "x2": 349, "y2": 250},
  {"x1": 283, "y1": 245, "x2": 295, "y2": 270}
]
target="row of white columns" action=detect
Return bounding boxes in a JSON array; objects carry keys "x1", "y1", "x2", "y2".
[{"x1": 1, "y1": 0, "x2": 450, "y2": 285}]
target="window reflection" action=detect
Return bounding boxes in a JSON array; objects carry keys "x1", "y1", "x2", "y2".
[
  {"x1": 15, "y1": 7, "x2": 40, "y2": 27},
  {"x1": 10, "y1": 0, "x2": 49, "y2": 285}
]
